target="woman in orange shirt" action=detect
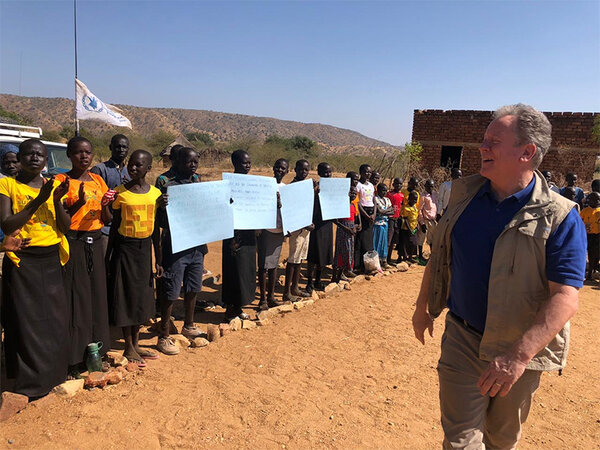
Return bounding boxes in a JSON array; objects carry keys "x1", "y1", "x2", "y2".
[{"x1": 56, "y1": 137, "x2": 112, "y2": 376}]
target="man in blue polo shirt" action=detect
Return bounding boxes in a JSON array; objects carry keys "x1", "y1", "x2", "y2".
[
  {"x1": 412, "y1": 104, "x2": 586, "y2": 449},
  {"x1": 90, "y1": 134, "x2": 130, "y2": 252}
]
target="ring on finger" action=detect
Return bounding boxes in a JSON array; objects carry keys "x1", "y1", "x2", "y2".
[{"x1": 493, "y1": 383, "x2": 502, "y2": 388}]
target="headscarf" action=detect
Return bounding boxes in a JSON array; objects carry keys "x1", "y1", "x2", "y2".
[{"x1": 0, "y1": 143, "x2": 19, "y2": 161}]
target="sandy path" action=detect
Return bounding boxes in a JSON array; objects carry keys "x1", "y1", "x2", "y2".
[{"x1": 0, "y1": 260, "x2": 598, "y2": 449}]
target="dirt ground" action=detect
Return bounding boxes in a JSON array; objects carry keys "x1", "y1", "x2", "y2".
[
  {"x1": 1, "y1": 166, "x2": 599, "y2": 448},
  {"x1": 0, "y1": 231, "x2": 598, "y2": 449}
]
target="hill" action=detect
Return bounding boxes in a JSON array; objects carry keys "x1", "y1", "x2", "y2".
[{"x1": 0, "y1": 94, "x2": 395, "y2": 153}]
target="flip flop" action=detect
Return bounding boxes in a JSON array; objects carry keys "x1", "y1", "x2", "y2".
[
  {"x1": 137, "y1": 348, "x2": 159, "y2": 360},
  {"x1": 125, "y1": 355, "x2": 147, "y2": 368}
]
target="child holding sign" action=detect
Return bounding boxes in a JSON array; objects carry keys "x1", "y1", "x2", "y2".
[
  {"x1": 306, "y1": 162, "x2": 333, "y2": 292},
  {"x1": 156, "y1": 148, "x2": 207, "y2": 355},
  {"x1": 284, "y1": 160, "x2": 315, "y2": 301},
  {"x1": 257, "y1": 158, "x2": 288, "y2": 310},
  {"x1": 106, "y1": 150, "x2": 165, "y2": 366},
  {"x1": 221, "y1": 150, "x2": 256, "y2": 321}
]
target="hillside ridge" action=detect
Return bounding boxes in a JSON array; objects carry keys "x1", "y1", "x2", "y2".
[{"x1": 0, "y1": 94, "x2": 396, "y2": 152}]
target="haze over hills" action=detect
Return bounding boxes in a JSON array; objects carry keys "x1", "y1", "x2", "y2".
[{"x1": 0, "y1": 94, "x2": 397, "y2": 153}]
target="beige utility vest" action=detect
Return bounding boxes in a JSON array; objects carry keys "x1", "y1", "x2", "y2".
[{"x1": 428, "y1": 171, "x2": 576, "y2": 371}]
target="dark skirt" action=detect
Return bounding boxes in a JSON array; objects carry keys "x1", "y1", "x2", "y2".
[
  {"x1": 65, "y1": 231, "x2": 110, "y2": 365},
  {"x1": 334, "y1": 219, "x2": 355, "y2": 270},
  {"x1": 108, "y1": 236, "x2": 154, "y2": 327},
  {"x1": 221, "y1": 230, "x2": 257, "y2": 310},
  {"x1": 354, "y1": 206, "x2": 375, "y2": 271},
  {"x1": 307, "y1": 221, "x2": 333, "y2": 266},
  {"x1": 1, "y1": 245, "x2": 69, "y2": 398}
]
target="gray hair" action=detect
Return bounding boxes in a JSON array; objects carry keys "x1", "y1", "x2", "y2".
[{"x1": 493, "y1": 103, "x2": 552, "y2": 168}]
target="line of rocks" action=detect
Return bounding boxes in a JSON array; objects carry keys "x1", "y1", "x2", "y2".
[{"x1": 0, "y1": 261, "x2": 412, "y2": 421}]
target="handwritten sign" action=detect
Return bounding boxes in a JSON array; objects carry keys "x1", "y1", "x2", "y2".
[
  {"x1": 166, "y1": 180, "x2": 234, "y2": 253},
  {"x1": 222, "y1": 173, "x2": 278, "y2": 230},
  {"x1": 280, "y1": 179, "x2": 314, "y2": 234},
  {"x1": 318, "y1": 177, "x2": 351, "y2": 220}
]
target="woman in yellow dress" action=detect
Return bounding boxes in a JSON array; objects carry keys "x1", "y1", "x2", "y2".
[{"x1": 0, "y1": 138, "x2": 71, "y2": 399}]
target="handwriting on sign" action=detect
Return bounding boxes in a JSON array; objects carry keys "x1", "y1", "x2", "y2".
[
  {"x1": 222, "y1": 173, "x2": 278, "y2": 229},
  {"x1": 167, "y1": 180, "x2": 234, "y2": 253}
]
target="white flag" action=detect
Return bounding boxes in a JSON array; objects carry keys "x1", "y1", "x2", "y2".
[{"x1": 75, "y1": 78, "x2": 132, "y2": 128}]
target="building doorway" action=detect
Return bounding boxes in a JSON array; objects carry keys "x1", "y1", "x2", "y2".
[{"x1": 440, "y1": 146, "x2": 462, "y2": 169}]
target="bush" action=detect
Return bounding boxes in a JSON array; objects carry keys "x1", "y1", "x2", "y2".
[
  {"x1": 147, "y1": 130, "x2": 176, "y2": 157},
  {"x1": 186, "y1": 132, "x2": 214, "y2": 147},
  {"x1": 0, "y1": 106, "x2": 31, "y2": 125}
]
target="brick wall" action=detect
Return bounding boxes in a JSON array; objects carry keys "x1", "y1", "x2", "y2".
[{"x1": 412, "y1": 109, "x2": 599, "y2": 180}]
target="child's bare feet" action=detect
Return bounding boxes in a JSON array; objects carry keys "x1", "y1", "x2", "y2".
[
  {"x1": 267, "y1": 297, "x2": 283, "y2": 308},
  {"x1": 123, "y1": 349, "x2": 146, "y2": 367},
  {"x1": 282, "y1": 293, "x2": 300, "y2": 303},
  {"x1": 291, "y1": 288, "x2": 311, "y2": 298}
]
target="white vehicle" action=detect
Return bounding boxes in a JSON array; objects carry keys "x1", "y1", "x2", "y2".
[{"x1": 0, "y1": 123, "x2": 71, "y2": 175}]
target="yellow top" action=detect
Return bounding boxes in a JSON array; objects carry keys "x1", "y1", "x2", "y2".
[
  {"x1": 401, "y1": 188, "x2": 421, "y2": 210},
  {"x1": 112, "y1": 184, "x2": 162, "y2": 238},
  {"x1": 0, "y1": 176, "x2": 69, "y2": 266},
  {"x1": 580, "y1": 206, "x2": 600, "y2": 234},
  {"x1": 401, "y1": 203, "x2": 419, "y2": 231}
]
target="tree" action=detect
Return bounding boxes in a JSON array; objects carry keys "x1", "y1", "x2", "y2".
[
  {"x1": 288, "y1": 135, "x2": 316, "y2": 154},
  {"x1": 0, "y1": 106, "x2": 31, "y2": 126},
  {"x1": 593, "y1": 115, "x2": 600, "y2": 146},
  {"x1": 186, "y1": 132, "x2": 214, "y2": 147},
  {"x1": 375, "y1": 141, "x2": 424, "y2": 183},
  {"x1": 265, "y1": 135, "x2": 287, "y2": 146},
  {"x1": 264, "y1": 134, "x2": 318, "y2": 158},
  {"x1": 147, "y1": 130, "x2": 176, "y2": 157}
]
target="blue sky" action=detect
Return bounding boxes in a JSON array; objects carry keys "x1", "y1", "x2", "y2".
[{"x1": 1, "y1": 0, "x2": 599, "y2": 145}]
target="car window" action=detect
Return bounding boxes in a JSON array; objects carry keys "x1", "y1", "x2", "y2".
[{"x1": 47, "y1": 145, "x2": 71, "y2": 174}]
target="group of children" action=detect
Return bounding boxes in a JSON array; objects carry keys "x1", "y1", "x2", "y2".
[
  {"x1": 543, "y1": 169, "x2": 600, "y2": 281},
  {"x1": 249, "y1": 159, "x2": 443, "y2": 299},
  {"x1": 569, "y1": 178, "x2": 600, "y2": 281},
  {"x1": 1, "y1": 133, "x2": 598, "y2": 402}
]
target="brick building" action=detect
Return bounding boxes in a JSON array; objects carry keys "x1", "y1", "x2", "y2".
[{"x1": 412, "y1": 109, "x2": 600, "y2": 180}]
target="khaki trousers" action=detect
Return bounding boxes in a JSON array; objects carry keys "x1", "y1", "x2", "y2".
[{"x1": 437, "y1": 314, "x2": 542, "y2": 450}]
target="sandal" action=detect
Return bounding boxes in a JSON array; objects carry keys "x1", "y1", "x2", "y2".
[
  {"x1": 136, "y1": 348, "x2": 159, "y2": 360},
  {"x1": 124, "y1": 354, "x2": 147, "y2": 367}
]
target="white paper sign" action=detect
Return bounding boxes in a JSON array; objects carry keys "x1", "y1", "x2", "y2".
[
  {"x1": 166, "y1": 180, "x2": 234, "y2": 253},
  {"x1": 280, "y1": 179, "x2": 314, "y2": 234},
  {"x1": 318, "y1": 177, "x2": 351, "y2": 220},
  {"x1": 222, "y1": 173, "x2": 278, "y2": 230}
]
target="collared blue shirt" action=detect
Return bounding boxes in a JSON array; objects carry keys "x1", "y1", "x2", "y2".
[
  {"x1": 90, "y1": 159, "x2": 130, "y2": 235},
  {"x1": 447, "y1": 177, "x2": 586, "y2": 333},
  {"x1": 559, "y1": 186, "x2": 584, "y2": 205}
]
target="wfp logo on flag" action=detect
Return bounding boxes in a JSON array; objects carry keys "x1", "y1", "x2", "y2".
[
  {"x1": 82, "y1": 94, "x2": 103, "y2": 113},
  {"x1": 75, "y1": 78, "x2": 132, "y2": 128}
]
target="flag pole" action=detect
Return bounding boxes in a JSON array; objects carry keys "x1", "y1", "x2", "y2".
[{"x1": 74, "y1": 0, "x2": 80, "y2": 136}]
